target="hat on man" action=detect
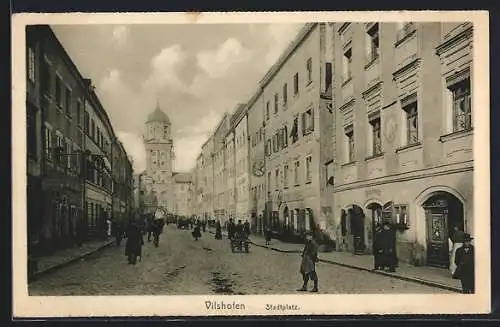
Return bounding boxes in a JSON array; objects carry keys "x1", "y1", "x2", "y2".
[{"x1": 464, "y1": 233, "x2": 474, "y2": 241}]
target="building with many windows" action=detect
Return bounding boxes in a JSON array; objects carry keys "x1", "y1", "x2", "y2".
[
  {"x1": 224, "y1": 122, "x2": 236, "y2": 220},
  {"x1": 26, "y1": 25, "x2": 134, "y2": 253},
  {"x1": 213, "y1": 113, "x2": 231, "y2": 223},
  {"x1": 232, "y1": 104, "x2": 251, "y2": 223},
  {"x1": 331, "y1": 22, "x2": 473, "y2": 266},
  {"x1": 260, "y1": 23, "x2": 334, "y2": 240}
]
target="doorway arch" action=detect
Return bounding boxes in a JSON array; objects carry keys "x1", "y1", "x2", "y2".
[{"x1": 420, "y1": 190, "x2": 465, "y2": 268}]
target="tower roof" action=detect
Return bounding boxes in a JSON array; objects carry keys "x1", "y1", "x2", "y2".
[{"x1": 146, "y1": 101, "x2": 171, "y2": 125}]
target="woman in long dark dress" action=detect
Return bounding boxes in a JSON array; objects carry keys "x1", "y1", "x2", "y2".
[
  {"x1": 192, "y1": 221, "x2": 202, "y2": 241},
  {"x1": 125, "y1": 219, "x2": 144, "y2": 264},
  {"x1": 215, "y1": 220, "x2": 222, "y2": 240}
]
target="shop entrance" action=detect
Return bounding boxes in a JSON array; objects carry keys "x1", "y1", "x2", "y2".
[
  {"x1": 423, "y1": 191, "x2": 465, "y2": 268},
  {"x1": 348, "y1": 205, "x2": 365, "y2": 254}
]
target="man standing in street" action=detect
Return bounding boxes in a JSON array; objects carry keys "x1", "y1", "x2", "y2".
[
  {"x1": 227, "y1": 218, "x2": 235, "y2": 240},
  {"x1": 454, "y1": 233, "x2": 475, "y2": 294},
  {"x1": 243, "y1": 220, "x2": 251, "y2": 238},
  {"x1": 379, "y1": 221, "x2": 397, "y2": 272},
  {"x1": 297, "y1": 231, "x2": 319, "y2": 293}
]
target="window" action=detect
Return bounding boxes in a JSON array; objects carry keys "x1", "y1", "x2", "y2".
[
  {"x1": 65, "y1": 87, "x2": 72, "y2": 116},
  {"x1": 272, "y1": 134, "x2": 278, "y2": 153},
  {"x1": 305, "y1": 156, "x2": 312, "y2": 183},
  {"x1": 91, "y1": 119, "x2": 95, "y2": 140},
  {"x1": 265, "y1": 139, "x2": 271, "y2": 156},
  {"x1": 282, "y1": 126, "x2": 288, "y2": 148},
  {"x1": 291, "y1": 116, "x2": 299, "y2": 144},
  {"x1": 370, "y1": 116, "x2": 382, "y2": 155},
  {"x1": 283, "y1": 83, "x2": 288, "y2": 106},
  {"x1": 294, "y1": 73, "x2": 299, "y2": 94},
  {"x1": 451, "y1": 79, "x2": 472, "y2": 132},
  {"x1": 284, "y1": 164, "x2": 289, "y2": 188},
  {"x1": 66, "y1": 139, "x2": 71, "y2": 169},
  {"x1": 163, "y1": 125, "x2": 169, "y2": 139},
  {"x1": 274, "y1": 93, "x2": 279, "y2": 114},
  {"x1": 27, "y1": 107, "x2": 37, "y2": 160},
  {"x1": 294, "y1": 161, "x2": 300, "y2": 185},
  {"x1": 343, "y1": 48, "x2": 352, "y2": 82},
  {"x1": 275, "y1": 168, "x2": 279, "y2": 190},
  {"x1": 302, "y1": 108, "x2": 314, "y2": 135},
  {"x1": 84, "y1": 111, "x2": 90, "y2": 133},
  {"x1": 40, "y1": 58, "x2": 51, "y2": 95},
  {"x1": 266, "y1": 101, "x2": 270, "y2": 121},
  {"x1": 55, "y1": 75, "x2": 63, "y2": 107},
  {"x1": 267, "y1": 172, "x2": 271, "y2": 191},
  {"x1": 403, "y1": 101, "x2": 419, "y2": 145},
  {"x1": 76, "y1": 101, "x2": 82, "y2": 126},
  {"x1": 365, "y1": 23, "x2": 380, "y2": 63},
  {"x1": 55, "y1": 133, "x2": 64, "y2": 166},
  {"x1": 394, "y1": 204, "x2": 409, "y2": 226},
  {"x1": 306, "y1": 57, "x2": 313, "y2": 84},
  {"x1": 396, "y1": 22, "x2": 416, "y2": 43},
  {"x1": 345, "y1": 125, "x2": 355, "y2": 162},
  {"x1": 27, "y1": 46, "x2": 35, "y2": 83}
]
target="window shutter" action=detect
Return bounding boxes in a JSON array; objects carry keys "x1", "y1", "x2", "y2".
[
  {"x1": 310, "y1": 109, "x2": 314, "y2": 132},
  {"x1": 283, "y1": 126, "x2": 288, "y2": 148}
]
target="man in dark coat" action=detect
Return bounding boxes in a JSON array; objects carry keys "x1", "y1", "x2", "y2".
[
  {"x1": 152, "y1": 218, "x2": 165, "y2": 247},
  {"x1": 192, "y1": 220, "x2": 202, "y2": 241},
  {"x1": 454, "y1": 233, "x2": 475, "y2": 294},
  {"x1": 297, "y1": 231, "x2": 319, "y2": 292},
  {"x1": 215, "y1": 220, "x2": 223, "y2": 240},
  {"x1": 378, "y1": 221, "x2": 397, "y2": 272},
  {"x1": 243, "y1": 220, "x2": 251, "y2": 238},
  {"x1": 373, "y1": 223, "x2": 383, "y2": 270},
  {"x1": 125, "y1": 219, "x2": 144, "y2": 264},
  {"x1": 235, "y1": 220, "x2": 244, "y2": 237},
  {"x1": 227, "y1": 218, "x2": 235, "y2": 240}
]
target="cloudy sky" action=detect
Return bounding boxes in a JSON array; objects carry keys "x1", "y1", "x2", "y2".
[{"x1": 52, "y1": 23, "x2": 303, "y2": 173}]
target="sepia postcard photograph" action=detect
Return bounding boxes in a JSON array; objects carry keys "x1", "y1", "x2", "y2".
[{"x1": 12, "y1": 11, "x2": 490, "y2": 317}]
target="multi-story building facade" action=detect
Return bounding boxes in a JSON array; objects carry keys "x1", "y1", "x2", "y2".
[
  {"x1": 331, "y1": 22, "x2": 473, "y2": 266},
  {"x1": 213, "y1": 113, "x2": 231, "y2": 223},
  {"x1": 260, "y1": 23, "x2": 334, "y2": 240},
  {"x1": 112, "y1": 140, "x2": 134, "y2": 224},
  {"x1": 172, "y1": 172, "x2": 193, "y2": 217},
  {"x1": 83, "y1": 84, "x2": 114, "y2": 237},
  {"x1": 27, "y1": 25, "x2": 134, "y2": 252},
  {"x1": 247, "y1": 89, "x2": 266, "y2": 234},
  {"x1": 200, "y1": 137, "x2": 214, "y2": 220},
  {"x1": 233, "y1": 105, "x2": 250, "y2": 223},
  {"x1": 224, "y1": 126, "x2": 236, "y2": 220}
]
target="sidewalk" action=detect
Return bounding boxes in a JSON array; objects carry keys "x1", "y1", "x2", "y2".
[
  {"x1": 209, "y1": 228, "x2": 462, "y2": 293},
  {"x1": 30, "y1": 239, "x2": 115, "y2": 281}
]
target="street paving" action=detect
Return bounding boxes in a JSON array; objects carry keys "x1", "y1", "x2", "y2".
[{"x1": 28, "y1": 225, "x2": 450, "y2": 295}]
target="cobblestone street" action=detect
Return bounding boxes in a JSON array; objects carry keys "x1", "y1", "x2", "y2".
[{"x1": 29, "y1": 225, "x2": 451, "y2": 295}]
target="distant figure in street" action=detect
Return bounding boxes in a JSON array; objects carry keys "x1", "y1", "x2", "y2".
[
  {"x1": 449, "y1": 224, "x2": 466, "y2": 278},
  {"x1": 297, "y1": 231, "x2": 319, "y2": 292},
  {"x1": 227, "y1": 218, "x2": 235, "y2": 240},
  {"x1": 192, "y1": 221, "x2": 202, "y2": 241},
  {"x1": 265, "y1": 226, "x2": 272, "y2": 246},
  {"x1": 202, "y1": 219, "x2": 207, "y2": 233},
  {"x1": 114, "y1": 220, "x2": 123, "y2": 247},
  {"x1": 215, "y1": 220, "x2": 223, "y2": 240},
  {"x1": 378, "y1": 221, "x2": 397, "y2": 272},
  {"x1": 146, "y1": 215, "x2": 154, "y2": 242},
  {"x1": 454, "y1": 233, "x2": 475, "y2": 293},
  {"x1": 243, "y1": 220, "x2": 251, "y2": 238},
  {"x1": 235, "y1": 220, "x2": 244, "y2": 237},
  {"x1": 125, "y1": 219, "x2": 144, "y2": 265},
  {"x1": 106, "y1": 218, "x2": 112, "y2": 239},
  {"x1": 372, "y1": 222, "x2": 383, "y2": 270},
  {"x1": 152, "y1": 218, "x2": 165, "y2": 247}
]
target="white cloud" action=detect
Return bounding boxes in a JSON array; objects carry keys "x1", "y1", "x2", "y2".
[
  {"x1": 100, "y1": 69, "x2": 122, "y2": 92},
  {"x1": 265, "y1": 24, "x2": 304, "y2": 67},
  {"x1": 196, "y1": 38, "x2": 253, "y2": 79},
  {"x1": 112, "y1": 26, "x2": 129, "y2": 46},
  {"x1": 116, "y1": 131, "x2": 146, "y2": 173},
  {"x1": 143, "y1": 45, "x2": 186, "y2": 92}
]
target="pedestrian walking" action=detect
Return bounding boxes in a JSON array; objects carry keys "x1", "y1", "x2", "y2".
[
  {"x1": 152, "y1": 218, "x2": 165, "y2": 247},
  {"x1": 372, "y1": 222, "x2": 383, "y2": 270},
  {"x1": 454, "y1": 233, "x2": 475, "y2": 294},
  {"x1": 106, "y1": 218, "x2": 112, "y2": 239},
  {"x1": 265, "y1": 226, "x2": 272, "y2": 245},
  {"x1": 378, "y1": 221, "x2": 397, "y2": 272},
  {"x1": 243, "y1": 220, "x2": 251, "y2": 238},
  {"x1": 449, "y1": 224, "x2": 466, "y2": 278},
  {"x1": 146, "y1": 215, "x2": 154, "y2": 242},
  {"x1": 192, "y1": 221, "x2": 202, "y2": 241},
  {"x1": 297, "y1": 231, "x2": 319, "y2": 292},
  {"x1": 202, "y1": 219, "x2": 207, "y2": 233},
  {"x1": 227, "y1": 218, "x2": 235, "y2": 240},
  {"x1": 114, "y1": 219, "x2": 123, "y2": 247},
  {"x1": 125, "y1": 219, "x2": 144, "y2": 265},
  {"x1": 215, "y1": 220, "x2": 223, "y2": 240}
]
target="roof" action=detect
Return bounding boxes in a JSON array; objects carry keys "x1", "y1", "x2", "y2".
[
  {"x1": 146, "y1": 102, "x2": 171, "y2": 125},
  {"x1": 173, "y1": 172, "x2": 192, "y2": 183}
]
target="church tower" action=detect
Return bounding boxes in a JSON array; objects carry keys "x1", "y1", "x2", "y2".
[{"x1": 142, "y1": 101, "x2": 175, "y2": 213}]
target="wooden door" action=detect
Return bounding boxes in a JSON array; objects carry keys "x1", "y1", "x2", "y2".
[{"x1": 426, "y1": 208, "x2": 449, "y2": 267}]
